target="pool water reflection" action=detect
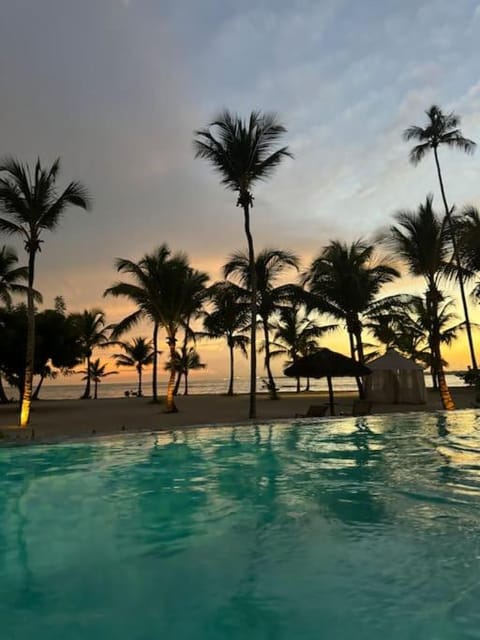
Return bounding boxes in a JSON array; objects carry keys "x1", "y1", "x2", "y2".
[{"x1": 1, "y1": 411, "x2": 480, "y2": 639}]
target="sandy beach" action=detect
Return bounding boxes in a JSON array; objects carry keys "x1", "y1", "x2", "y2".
[{"x1": 0, "y1": 387, "x2": 477, "y2": 443}]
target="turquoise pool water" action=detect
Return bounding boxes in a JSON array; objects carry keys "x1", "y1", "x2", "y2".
[{"x1": 1, "y1": 412, "x2": 480, "y2": 639}]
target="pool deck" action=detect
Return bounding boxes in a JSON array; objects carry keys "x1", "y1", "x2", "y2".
[{"x1": 0, "y1": 388, "x2": 477, "y2": 444}]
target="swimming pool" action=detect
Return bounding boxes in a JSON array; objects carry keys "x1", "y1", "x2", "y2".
[{"x1": 1, "y1": 411, "x2": 480, "y2": 639}]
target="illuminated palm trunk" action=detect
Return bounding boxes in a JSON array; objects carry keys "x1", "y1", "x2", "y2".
[
  {"x1": 428, "y1": 287, "x2": 455, "y2": 411},
  {"x1": 165, "y1": 334, "x2": 178, "y2": 412},
  {"x1": 19, "y1": 250, "x2": 36, "y2": 427}
]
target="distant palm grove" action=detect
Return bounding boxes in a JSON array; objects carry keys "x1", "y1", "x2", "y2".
[{"x1": 1, "y1": 105, "x2": 480, "y2": 426}]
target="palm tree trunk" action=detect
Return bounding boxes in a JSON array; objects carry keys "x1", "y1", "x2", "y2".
[
  {"x1": 304, "y1": 377, "x2": 310, "y2": 392},
  {"x1": 173, "y1": 372, "x2": 182, "y2": 396},
  {"x1": 165, "y1": 335, "x2": 178, "y2": 412},
  {"x1": 0, "y1": 375, "x2": 9, "y2": 404},
  {"x1": 152, "y1": 322, "x2": 159, "y2": 402},
  {"x1": 262, "y1": 318, "x2": 277, "y2": 399},
  {"x1": 137, "y1": 364, "x2": 143, "y2": 397},
  {"x1": 351, "y1": 321, "x2": 366, "y2": 399},
  {"x1": 296, "y1": 377, "x2": 300, "y2": 393},
  {"x1": 94, "y1": 380, "x2": 98, "y2": 400},
  {"x1": 433, "y1": 147, "x2": 477, "y2": 370},
  {"x1": 81, "y1": 354, "x2": 91, "y2": 399},
  {"x1": 180, "y1": 322, "x2": 190, "y2": 396},
  {"x1": 428, "y1": 287, "x2": 455, "y2": 410},
  {"x1": 242, "y1": 201, "x2": 257, "y2": 419},
  {"x1": 32, "y1": 373, "x2": 45, "y2": 400},
  {"x1": 227, "y1": 341, "x2": 235, "y2": 395},
  {"x1": 19, "y1": 249, "x2": 36, "y2": 427}
]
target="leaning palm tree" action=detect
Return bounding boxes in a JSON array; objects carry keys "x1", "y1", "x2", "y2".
[
  {"x1": 194, "y1": 110, "x2": 292, "y2": 418},
  {"x1": 201, "y1": 281, "x2": 250, "y2": 395},
  {"x1": 0, "y1": 158, "x2": 91, "y2": 425},
  {"x1": 112, "y1": 336, "x2": 156, "y2": 397},
  {"x1": 71, "y1": 308, "x2": 110, "y2": 399},
  {"x1": 404, "y1": 105, "x2": 477, "y2": 370},
  {"x1": 387, "y1": 196, "x2": 455, "y2": 409},
  {"x1": 223, "y1": 248, "x2": 300, "y2": 399},
  {"x1": 80, "y1": 358, "x2": 118, "y2": 400}
]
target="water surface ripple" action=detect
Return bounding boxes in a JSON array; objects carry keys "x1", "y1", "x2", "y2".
[{"x1": 1, "y1": 410, "x2": 480, "y2": 639}]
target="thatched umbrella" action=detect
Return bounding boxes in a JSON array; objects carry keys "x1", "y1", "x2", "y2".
[{"x1": 284, "y1": 348, "x2": 371, "y2": 415}]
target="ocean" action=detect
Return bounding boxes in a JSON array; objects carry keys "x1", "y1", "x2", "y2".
[{"x1": 6, "y1": 374, "x2": 466, "y2": 401}]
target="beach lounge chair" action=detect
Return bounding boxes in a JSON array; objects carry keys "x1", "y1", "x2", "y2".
[
  {"x1": 295, "y1": 404, "x2": 329, "y2": 418},
  {"x1": 352, "y1": 400, "x2": 373, "y2": 416}
]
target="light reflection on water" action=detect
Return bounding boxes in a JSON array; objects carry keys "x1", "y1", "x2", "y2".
[{"x1": 1, "y1": 410, "x2": 480, "y2": 639}]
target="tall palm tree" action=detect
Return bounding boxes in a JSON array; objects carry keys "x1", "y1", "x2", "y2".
[
  {"x1": 270, "y1": 302, "x2": 334, "y2": 392},
  {"x1": 105, "y1": 245, "x2": 171, "y2": 403},
  {"x1": 202, "y1": 281, "x2": 250, "y2": 396},
  {"x1": 105, "y1": 245, "x2": 208, "y2": 412},
  {"x1": 304, "y1": 240, "x2": 399, "y2": 366},
  {"x1": 0, "y1": 157, "x2": 91, "y2": 425},
  {"x1": 404, "y1": 105, "x2": 477, "y2": 369},
  {"x1": 112, "y1": 336, "x2": 156, "y2": 397},
  {"x1": 387, "y1": 196, "x2": 455, "y2": 409},
  {"x1": 194, "y1": 110, "x2": 292, "y2": 418},
  {"x1": 165, "y1": 347, "x2": 206, "y2": 396},
  {"x1": 223, "y1": 248, "x2": 300, "y2": 398},
  {"x1": 80, "y1": 358, "x2": 118, "y2": 400},
  {"x1": 71, "y1": 308, "x2": 110, "y2": 399}
]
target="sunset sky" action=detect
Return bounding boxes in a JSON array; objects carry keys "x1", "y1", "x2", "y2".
[{"x1": 1, "y1": 0, "x2": 480, "y2": 382}]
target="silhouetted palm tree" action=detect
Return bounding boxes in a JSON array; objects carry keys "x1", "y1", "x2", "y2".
[
  {"x1": 194, "y1": 110, "x2": 292, "y2": 418},
  {"x1": 223, "y1": 248, "x2": 300, "y2": 398},
  {"x1": 457, "y1": 205, "x2": 480, "y2": 299},
  {"x1": 105, "y1": 245, "x2": 171, "y2": 403},
  {"x1": 364, "y1": 295, "x2": 420, "y2": 354},
  {"x1": 404, "y1": 105, "x2": 477, "y2": 369},
  {"x1": 165, "y1": 347, "x2": 206, "y2": 395},
  {"x1": 112, "y1": 336, "x2": 156, "y2": 397},
  {"x1": 0, "y1": 157, "x2": 91, "y2": 425},
  {"x1": 0, "y1": 245, "x2": 33, "y2": 308},
  {"x1": 387, "y1": 196, "x2": 455, "y2": 409},
  {"x1": 270, "y1": 302, "x2": 334, "y2": 392},
  {"x1": 402, "y1": 295, "x2": 463, "y2": 387},
  {"x1": 105, "y1": 245, "x2": 208, "y2": 412},
  {"x1": 71, "y1": 308, "x2": 110, "y2": 399},
  {"x1": 80, "y1": 358, "x2": 118, "y2": 400},
  {"x1": 201, "y1": 281, "x2": 249, "y2": 395},
  {"x1": 305, "y1": 240, "x2": 398, "y2": 366}
]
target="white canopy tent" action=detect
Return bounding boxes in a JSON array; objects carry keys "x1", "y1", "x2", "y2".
[{"x1": 365, "y1": 349, "x2": 427, "y2": 404}]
